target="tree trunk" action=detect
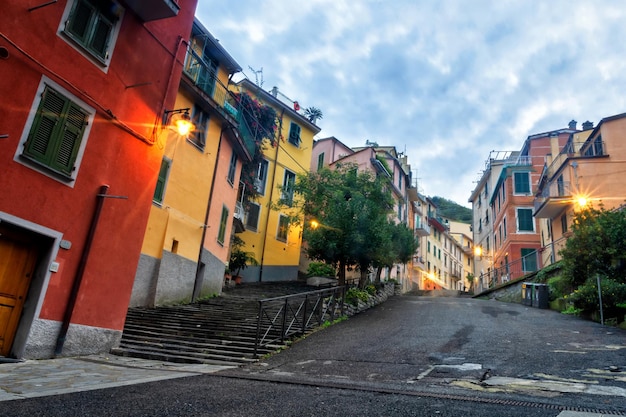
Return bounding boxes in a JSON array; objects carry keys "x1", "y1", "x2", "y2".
[
  {"x1": 358, "y1": 265, "x2": 368, "y2": 289},
  {"x1": 374, "y1": 267, "x2": 383, "y2": 284},
  {"x1": 338, "y1": 259, "x2": 346, "y2": 286}
]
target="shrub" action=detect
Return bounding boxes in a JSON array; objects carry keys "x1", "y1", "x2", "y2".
[
  {"x1": 307, "y1": 262, "x2": 336, "y2": 277},
  {"x1": 345, "y1": 288, "x2": 370, "y2": 306},
  {"x1": 365, "y1": 284, "x2": 377, "y2": 295},
  {"x1": 569, "y1": 276, "x2": 626, "y2": 317}
]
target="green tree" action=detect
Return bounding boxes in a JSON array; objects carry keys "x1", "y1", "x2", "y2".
[
  {"x1": 559, "y1": 205, "x2": 626, "y2": 288},
  {"x1": 303, "y1": 106, "x2": 323, "y2": 124},
  {"x1": 287, "y1": 164, "x2": 395, "y2": 286}
]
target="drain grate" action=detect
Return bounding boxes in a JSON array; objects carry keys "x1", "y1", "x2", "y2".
[{"x1": 219, "y1": 372, "x2": 626, "y2": 415}]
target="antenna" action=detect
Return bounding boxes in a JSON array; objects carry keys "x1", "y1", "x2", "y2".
[{"x1": 248, "y1": 66, "x2": 264, "y2": 87}]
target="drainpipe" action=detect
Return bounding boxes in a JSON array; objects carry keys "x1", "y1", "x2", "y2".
[
  {"x1": 55, "y1": 185, "x2": 120, "y2": 356},
  {"x1": 258, "y1": 109, "x2": 284, "y2": 282}
]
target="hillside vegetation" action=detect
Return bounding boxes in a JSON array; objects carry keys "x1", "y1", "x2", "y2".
[{"x1": 431, "y1": 196, "x2": 472, "y2": 223}]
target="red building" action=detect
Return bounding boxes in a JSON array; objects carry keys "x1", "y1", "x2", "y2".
[
  {"x1": 488, "y1": 123, "x2": 576, "y2": 285},
  {"x1": 0, "y1": 0, "x2": 197, "y2": 359}
]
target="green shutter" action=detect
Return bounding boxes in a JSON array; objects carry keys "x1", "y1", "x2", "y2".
[
  {"x1": 153, "y1": 158, "x2": 171, "y2": 203},
  {"x1": 218, "y1": 207, "x2": 229, "y2": 244},
  {"x1": 24, "y1": 87, "x2": 87, "y2": 176},
  {"x1": 518, "y1": 209, "x2": 533, "y2": 231}
]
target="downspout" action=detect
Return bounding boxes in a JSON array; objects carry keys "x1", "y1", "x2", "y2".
[
  {"x1": 54, "y1": 185, "x2": 126, "y2": 356},
  {"x1": 258, "y1": 109, "x2": 284, "y2": 282},
  {"x1": 191, "y1": 127, "x2": 226, "y2": 301}
]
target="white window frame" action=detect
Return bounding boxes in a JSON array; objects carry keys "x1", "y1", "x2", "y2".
[
  {"x1": 58, "y1": 0, "x2": 124, "y2": 72},
  {"x1": 14, "y1": 76, "x2": 94, "y2": 187},
  {"x1": 516, "y1": 207, "x2": 535, "y2": 233}
]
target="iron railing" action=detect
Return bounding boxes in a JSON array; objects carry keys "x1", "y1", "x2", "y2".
[
  {"x1": 477, "y1": 250, "x2": 539, "y2": 290},
  {"x1": 254, "y1": 286, "x2": 346, "y2": 357}
]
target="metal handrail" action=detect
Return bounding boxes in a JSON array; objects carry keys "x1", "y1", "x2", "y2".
[{"x1": 254, "y1": 286, "x2": 346, "y2": 357}]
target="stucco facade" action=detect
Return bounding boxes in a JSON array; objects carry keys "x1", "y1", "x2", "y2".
[
  {"x1": 235, "y1": 80, "x2": 321, "y2": 283},
  {"x1": 131, "y1": 20, "x2": 249, "y2": 307},
  {"x1": 0, "y1": 0, "x2": 196, "y2": 358},
  {"x1": 535, "y1": 115, "x2": 626, "y2": 266}
]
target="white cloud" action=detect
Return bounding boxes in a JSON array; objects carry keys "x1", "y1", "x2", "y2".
[{"x1": 197, "y1": 1, "x2": 626, "y2": 205}]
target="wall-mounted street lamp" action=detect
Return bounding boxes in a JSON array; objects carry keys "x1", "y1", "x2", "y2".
[{"x1": 163, "y1": 108, "x2": 194, "y2": 137}]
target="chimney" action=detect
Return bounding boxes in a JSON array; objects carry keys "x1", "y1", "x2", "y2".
[
  {"x1": 582, "y1": 120, "x2": 594, "y2": 130},
  {"x1": 568, "y1": 120, "x2": 577, "y2": 130}
]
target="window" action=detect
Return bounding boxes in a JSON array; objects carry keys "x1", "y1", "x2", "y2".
[
  {"x1": 503, "y1": 217, "x2": 507, "y2": 238},
  {"x1": 277, "y1": 214, "x2": 289, "y2": 242},
  {"x1": 255, "y1": 159, "x2": 269, "y2": 195},
  {"x1": 19, "y1": 82, "x2": 93, "y2": 182},
  {"x1": 517, "y1": 208, "x2": 534, "y2": 232},
  {"x1": 227, "y1": 151, "x2": 238, "y2": 185},
  {"x1": 281, "y1": 169, "x2": 296, "y2": 206},
  {"x1": 217, "y1": 206, "x2": 229, "y2": 245},
  {"x1": 61, "y1": 0, "x2": 122, "y2": 67},
  {"x1": 560, "y1": 214, "x2": 568, "y2": 234},
  {"x1": 521, "y1": 248, "x2": 537, "y2": 272},
  {"x1": 398, "y1": 173, "x2": 402, "y2": 189},
  {"x1": 288, "y1": 122, "x2": 301, "y2": 147},
  {"x1": 427, "y1": 241, "x2": 431, "y2": 253},
  {"x1": 502, "y1": 183, "x2": 506, "y2": 201},
  {"x1": 513, "y1": 172, "x2": 530, "y2": 194},
  {"x1": 438, "y1": 249, "x2": 441, "y2": 259},
  {"x1": 245, "y1": 202, "x2": 261, "y2": 231},
  {"x1": 189, "y1": 105, "x2": 209, "y2": 150},
  {"x1": 153, "y1": 157, "x2": 172, "y2": 204},
  {"x1": 317, "y1": 153, "x2": 324, "y2": 171}
]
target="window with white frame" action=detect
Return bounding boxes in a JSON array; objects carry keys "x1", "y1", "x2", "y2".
[
  {"x1": 255, "y1": 159, "x2": 269, "y2": 195},
  {"x1": 227, "y1": 151, "x2": 238, "y2": 185},
  {"x1": 16, "y1": 78, "x2": 94, "y2": 185},
  {"x1": 517, "y1": 208, "x2": 534, "y2": 232},
  {"x1": 513, "y1": 172, "x2": 531, "y2": 194},
  {"x1": 60, "y1": 0, "x2": 123, "y2": 69},
  {"x1": 281, "y1": 169, "x2": 296, "y2": 206}
]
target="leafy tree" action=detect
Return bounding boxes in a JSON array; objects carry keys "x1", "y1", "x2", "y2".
[
  {"x1": 559, "y1": 205, "x2": 626, "y2": 288},
  {"x1": 431, "y1": 196, "x2": 472, "y2": 223},
  {"x1": 286, "y1": 164, "x2": 396, "y2": 286}
]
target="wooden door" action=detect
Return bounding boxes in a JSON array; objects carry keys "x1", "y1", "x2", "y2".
[{"x1": 0, "y1": 229, "x2": 38, "y2": 356}]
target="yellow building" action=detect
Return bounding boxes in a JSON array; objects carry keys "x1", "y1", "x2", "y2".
[
  {"x1": 130, "y1": 20, "x2": 252, "y2": 306},
  {"x1": 234, "y1": 80, "x2": 321, "y2": 282}
]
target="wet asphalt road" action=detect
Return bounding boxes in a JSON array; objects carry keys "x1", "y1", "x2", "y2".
[{"x1": 2, "y1": 295, "x2": 625, "y2": 416}]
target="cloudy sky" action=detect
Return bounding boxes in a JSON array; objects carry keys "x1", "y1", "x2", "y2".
[{"x1": 196, "y1": 1, "x2": 626, "y2": 207}]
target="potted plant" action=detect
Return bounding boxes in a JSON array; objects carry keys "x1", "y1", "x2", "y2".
[{"x1": 228, "y1": 236, "x2": 258, "y2": 284}]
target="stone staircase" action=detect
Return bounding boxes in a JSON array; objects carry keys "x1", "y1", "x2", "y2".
[{"x1": 111, "y1": 282, "x2": 317, "y2": 366}]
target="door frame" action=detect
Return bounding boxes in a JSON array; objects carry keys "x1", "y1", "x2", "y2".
[{"x1": 0, "y1": 212, "x2": 62, "y2": 358}]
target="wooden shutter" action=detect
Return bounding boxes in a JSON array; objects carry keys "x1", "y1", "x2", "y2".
[
  {"x1": 153, "y1": 158, "x2": 171, "y2": 203},
  {"x1": 24, "y1": 87, "x2": 87, "y2": 175}
]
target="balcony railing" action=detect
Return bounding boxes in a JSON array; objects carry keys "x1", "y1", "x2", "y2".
[
  {"x1": 414, "y1": 218, "x2": 430, "y2": 236},
  {"x1": 183, "y1": 46, "x2": 259, "y2": 157},
  {"x1": 183, "y1": 47, "x2": 240, "y2": 119}
]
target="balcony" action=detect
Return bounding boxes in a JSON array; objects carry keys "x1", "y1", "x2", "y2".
[
  {"x1": 505, "y1": 155, "x2": 532, "y2": 167},
  {"x1": 125, "y1": 0, "x2": 179, "y2": 21},
  {"x1": 534, "y1": 180, "x2": 572, "y2": 218},
  {"x1": 414, "y1": 219, "x2": 430, "y2": 237},
  {"x1": 183, "y1": 47, "x2": 256, "y2": 157}
]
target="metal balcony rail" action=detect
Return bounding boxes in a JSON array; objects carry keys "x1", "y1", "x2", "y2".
[
  {"x1": 537, "y1": 180, "x2": 571, "y2": 199},
  {"x1": 254, "y1": 286, "x2": 346, "y2": 357},
  {"x1": 478, "y1": 250, "x2": 538, "y2": 289},
  {"x1": 183, "y1": 46, "x2": 240, "y2": 119}
]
